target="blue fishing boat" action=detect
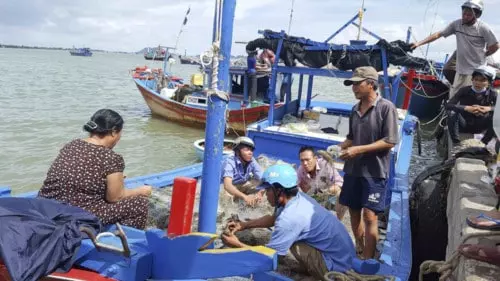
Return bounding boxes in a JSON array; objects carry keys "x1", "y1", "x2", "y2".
[
  {"x1": 0, "y1": 1, "x2": 419, "y2": 281},
  {"x1": 69, "y1": 47, "x2": 93, "y2": 57}
]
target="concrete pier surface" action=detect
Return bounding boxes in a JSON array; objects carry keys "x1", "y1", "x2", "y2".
[{"x1": 447, "y1": 158, "x2": 500, "y2": 281}]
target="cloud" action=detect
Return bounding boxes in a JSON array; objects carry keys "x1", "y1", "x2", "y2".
[{"x1": 0, "y1": 0, "x2": 499, "y2": 61}]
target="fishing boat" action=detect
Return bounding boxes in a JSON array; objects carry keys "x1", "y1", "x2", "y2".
[
  {"x1": 0, "y1": 2, "x2": 418, "y2": 281},
  {"x1": 69, "y1": 47, "x2": 92, "y2": 57},
  {"x1": 179, "y1": 56, "x2": 202, "y2": 66},
  {"x1": 144, "y1": 46, "x2": 174, "y2": 61}
]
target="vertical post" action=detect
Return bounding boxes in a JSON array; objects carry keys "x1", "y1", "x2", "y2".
[
  {"x1": 208, "y1": 1, "x2": 221, "y2": 88},
  {"x1": 296, "y1": 74, "x2": 304, "y2": 115},
  {"x1": 267, "y1": 30, "x2": 286, "y2": 125},
  {"x1": 285, "y1": 74, "x2": 292, "y2": 104},
  {"x1": 167, "y1": 177, "x2": 197, "y2": 237},
  {"x1": 403, "y1": 68, "x2": 415, "y2": 110},
  {"x1": 380, "y1": 47, "x2": 390, "y2": 99},
  {"x1": 243, "y1": 74, "x2": 249, "y2": 105},
  {"x1": 198, "y1": 0, "x2": 236, "y2": 234},
  {"x1": 306, "y1": 75, "x2": 314, "y2": 109},
  {"x1": 391, "y1": 67, "x2": 405, "y2": 105},
  {"x1": 406, "y1": 27, "x2": 412, "y2": 44}
]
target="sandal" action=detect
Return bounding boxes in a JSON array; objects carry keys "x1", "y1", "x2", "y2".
[
  {"x1": 466, "y1": 211, "x2": 500, "y2": 231},
  {"x1": 458, "y1": 244, "x2": 500, "y2": 267}
]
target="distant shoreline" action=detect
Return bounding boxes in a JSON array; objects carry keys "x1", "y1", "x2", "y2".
[{"x1": 0, "y1": 44, "x2": 132, "y2": 54}]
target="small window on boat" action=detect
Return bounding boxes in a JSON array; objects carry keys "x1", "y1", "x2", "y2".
[{"x1": 198, "y1": 98, "x2": 207, "y2": 104}]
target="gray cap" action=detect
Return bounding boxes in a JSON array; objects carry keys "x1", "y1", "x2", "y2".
[{"x1": 343, "y1": 66, "x2": 379, "y2": 86}]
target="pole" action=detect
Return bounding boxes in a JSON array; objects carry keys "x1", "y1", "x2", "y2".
[
  {"x1": 198, "y1": 0, "x2": 236, "y2": 234},
  {"x1": 403, "y1": 69, "x2": 416, "y2": 110},
  {"x1": 167, "y1": 177, "x2": 197, "y2": 237}
]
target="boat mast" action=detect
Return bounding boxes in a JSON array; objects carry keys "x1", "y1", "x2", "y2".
[
  {"x1": 287, "y1": 0, "x2": 295, "y2": 34},
  {"x1": 356, "y1": 0, "x2": 365, "y2": 40}
]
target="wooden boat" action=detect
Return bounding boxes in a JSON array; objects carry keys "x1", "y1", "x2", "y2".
[
  {"x1": 193, "y1": 138, "x2": 234, "y2": 161},
  {"x1": 134, "y1": 78, "x2": 277, "y2": 134}
]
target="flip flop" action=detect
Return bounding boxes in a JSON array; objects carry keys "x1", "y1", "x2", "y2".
[
  {"x1": 458, "y1": 244, "x2": 500, "y2": 267},
  {"x1": 466, "y1": 211, "x2": 500, "y2": 230}
]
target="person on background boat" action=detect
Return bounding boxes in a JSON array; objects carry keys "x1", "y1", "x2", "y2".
[
  {"x1": 410, "y1": 0, "x2": 499, "y2": 97},
  {"x1": 247, "y1": 50, "x2": 258, "y2": 102},
  {"x1": 446, "y1": 65, "x2": 497, "y2": 145},
  {"x1": 38, "y1": 109, "x2": 152, "y2": 229},
  {"x1": 256, "y1": 49, "x2": 275, "y2": 72},
  {"x1": 297, "y1": 146, "x2": 347, "y2": 221},
  {"x1": 221, "y1": 136, "x2": 264, "y2": 206},
  {"x1": 339, "y1": 66, "x2": 399, "y2": 259},
  {"x1": 222, "y1": 164, "x2": 355, "y2": 280}
]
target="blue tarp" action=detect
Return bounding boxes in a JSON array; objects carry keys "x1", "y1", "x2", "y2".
[{"x1": 0, "y1": 197, "x2": 101, "y2": 281}]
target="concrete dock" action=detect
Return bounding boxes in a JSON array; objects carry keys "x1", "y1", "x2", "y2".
[{"x1": 446, "y1": 158, "x2": 500, "y2": 280}]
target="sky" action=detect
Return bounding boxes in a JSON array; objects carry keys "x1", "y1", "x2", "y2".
[{"x1": 1, "y1": 0, "x2": 500, "y2": 61}]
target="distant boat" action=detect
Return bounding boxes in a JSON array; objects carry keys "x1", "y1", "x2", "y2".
[
  {"x1": 179, "y1": 56, "x2": 201, "y2": 66},
  {"x1": 179, "y1": 50, "x2": 201, "y2": 66},
  {"x1": 144, "y1": 46, "x2": 173, "y2": 61},
  {"x1": 69, "y1": 47, "x2": 92, "y2": 57}
]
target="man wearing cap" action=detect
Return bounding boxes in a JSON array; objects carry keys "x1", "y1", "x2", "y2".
[
  {"x1": 222, "y1": 164, "x2": 355, "y2": 280},
  {"x1": 339, "y1": 66, "x2": 399, "y2": 259},
  {"x1": 411, "y1": 0, "x2": 499, "y2": 97},
  {"x1": 221, "y1": 136, "x2": 264, "y2": 207}
]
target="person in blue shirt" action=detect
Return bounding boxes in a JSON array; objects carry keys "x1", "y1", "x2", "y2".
[
  {"x1": 221, "y1": 137, "x2": 264, "y2": 206},
  {"x1": 222, "y1": 164, "x2": 355, "y2": 280}
]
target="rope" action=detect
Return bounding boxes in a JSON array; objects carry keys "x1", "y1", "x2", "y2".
[
  {"x1": 324, "y1": 270, "x2": 395, "y2": 281},
  {"x1": 419, "y1": 232, "x2": 500, "y2": 281},
  {"x1": 399, "y1": 79, "x2": 449, "y2": 99}
]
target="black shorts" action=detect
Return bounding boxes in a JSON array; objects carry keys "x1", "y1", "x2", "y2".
[{"x1": 339, "y1": 175, "x2": 387, "y2": 213}]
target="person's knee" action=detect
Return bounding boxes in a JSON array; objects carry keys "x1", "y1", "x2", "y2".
[{"x1": 362, "y1": 208, "x2": 378, "y2": 224}]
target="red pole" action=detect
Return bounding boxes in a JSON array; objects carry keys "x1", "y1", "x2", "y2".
[
  {"x1": 167, "y1": 177, "x2": 197, "y2": 237},
  {"x1": 403, "y1": 68, "x2": 416, "y2": 110}
]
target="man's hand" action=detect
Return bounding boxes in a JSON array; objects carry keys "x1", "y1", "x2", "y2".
[
  {"x1": 340, "y1": 146, "x2": 362, "y2": 160},
  {"x1": 243, "y1": 194, "x2": 260, "y2": 207},
  {"x1": 226, "y1": 220, "x2": 246, "y2": 234},
  {"x1": 410, "y1": 43, "x2": 419, "y2": 51},
  {"x1": 221, "y1": 233, "x2": 243, "y2": 248}
]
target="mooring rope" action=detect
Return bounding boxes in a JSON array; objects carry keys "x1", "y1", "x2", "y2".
[
  {"x1": 324, "y1": 269, "x2": 395, "y2": 281},
  {"x1": 419, "y1": 232, "x2": 500, "y2": 281}
]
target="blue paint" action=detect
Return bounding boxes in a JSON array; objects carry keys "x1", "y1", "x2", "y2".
[
  {"x1": 324, "y1": 10, "x2": 364, "y2": 42},
  {"x1": 267, "y1": 30, "x2": 286, "y2": 125},
  {"x1": 198, "y1": 0, "x2": 235, "y2": 235},
  {"x1": 0, "y1": 186, "x2": 11, "y2": 197},
  {"x1": 306, "y1": 75, "x2": 313, "y2": 109},
  {"x1": 380, "y1": 47, "x2": 390, "y2": 99},
  {"x1": 147, "y1": 231, "x2": 276, "y2": 279}
]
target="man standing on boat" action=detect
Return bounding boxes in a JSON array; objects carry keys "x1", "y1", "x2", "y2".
[
  {"x1": 411, "y1": 0, "x2": 499, "y2": 97},
  {"x1": 222, "y1": 164, "x2": 355, "y2": 280},
  {"x1": 221, "y1": 137, "x2": 264, "y2": 207},
  {"x1": 339, "y1": 66, "x2": 399, "y2": 259}
]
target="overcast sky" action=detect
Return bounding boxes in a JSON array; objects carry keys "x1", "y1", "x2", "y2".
[{"x1": 1, "y1": 0, "x2": 500, "y2": 60}]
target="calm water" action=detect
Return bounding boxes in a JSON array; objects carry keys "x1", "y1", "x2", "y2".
[{"x1": 0, "y1": 48, "x2": 361, "y2": 194}]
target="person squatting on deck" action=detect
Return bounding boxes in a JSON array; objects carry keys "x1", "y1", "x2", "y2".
[
  {"x1": 446, "y1": 65, "x2": 497, "y2": 145},
  {"x1": 221, "y1": 136, "x2": 264, "y2": 207},
  {"x1": 338, "y1": 66, "x2": 399, "y2": 259},
  {"x1": 297, "y1": 146, "x2": 348, "y2": 221},
  {"x1": 222, "y1": 164, "x2": 355, "y2": 280},
  {"x1": 38, "y1": 109, "x2": 152, "y2": 229},
  {"x1": 411, "y1": 0, "x2": 499, "y2": 97}
]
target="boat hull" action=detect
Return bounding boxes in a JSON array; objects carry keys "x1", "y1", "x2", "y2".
[
  {"x1": 393, "y1": 73, "x2": 449, "y2": 121},
  {"x1": 134, "y1": 79, "x2": 274, "y2": 134}
]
